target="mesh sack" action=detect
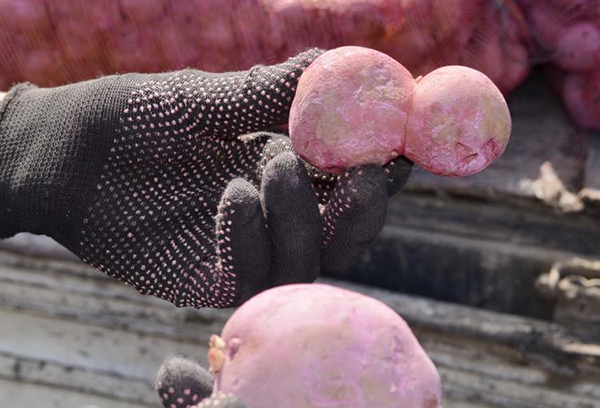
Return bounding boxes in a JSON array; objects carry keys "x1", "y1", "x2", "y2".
[
  {"x1": 0, "y1": 0, "x2": 530, "y2": 95},
  {"x1": 518, "y1": 0, "x2": 600, "y2": 129}
]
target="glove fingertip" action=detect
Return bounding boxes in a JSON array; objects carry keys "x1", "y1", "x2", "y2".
[
  {"x1": 283, "y1": 48, "x2": 326, "y2": 74},
  {"x1": 335, "y1": 165, "x2": 389, "y2": 215},
  {"x1": 219, "y1": 178, "x2": 262, "y2": 225},
  {"x1": 384, "y1": 156, "x2": 413, "y2": 196},
  {"x1": 261, "y1": 152, "x2": 322, "y2": 286},
  {"x1": 321, "y1": 165, "x2": 390, "y2": 275},
  {"x1": 156, "y1": 356, "x2": 214, "y2": 408},
  {"x1": 217, "y1": 178, "x2": 271, "y2": 305}
]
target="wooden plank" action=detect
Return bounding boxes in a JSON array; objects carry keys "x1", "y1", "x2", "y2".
[
  {"x1": 0, "y1": 258, "x2": 232, "y2": 343},
  {"x1": 0, "y1": 281, "x2": 229, "y2": 345},
  {"x1": 0, "y1": 378, "x2": 155, "y2": 408},
  {"x1": 1, "y1": 251, "x2": 599, "y2": 408},
  {"x1": 442, "y1": 401, "x2": 499, "y2": 408},
  {"x1": 330, "y1": 279, "x2": 600, "y2": 366},
  {"x1": 580, "y1": 136, "x2": 600, "y2": 206},
  {"x1": 0, "y1": 308, "x2": 210, "y2": 379},
  {"x1": 341, "y1": 223, "x2": 564, "y2": 319},
  {"x1": 0, "y1": 249, "x2": 596, "y2": 365},
  {"x1": 387, "y1": 193, "x2": 600, "y2": 257},
  {"x1": 1, "y1": 249, "x2": 598, "y2": 370},
  {"x1": 5, "y1": 191, "x2": 599, "y2": 325},
  {"x1": 336, "y1": 190, "x2": 600, "y2": 321},
  {"x1": 438, "y1": 365, "x2": 600, "y2": 408},
  {"x1": 0, "y1": 214, "x2": 595, "y2": 326},
  {"x1": 420, "y1": 336, "x2": 600, "y2": 405},
  {"x1": 0, "y1": 353, "x2": 156, "y2": 406}
]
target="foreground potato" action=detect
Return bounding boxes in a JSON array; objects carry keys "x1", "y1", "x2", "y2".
[
  {"x1": 289, "y1": 46, "x2": 416, "y2": 174},
  {"x1": 210, "y1": 283, "x2": 442, "y2": 408},
  {"x1": 405, "y1": 66, "x2": 511, "y2": 177}
]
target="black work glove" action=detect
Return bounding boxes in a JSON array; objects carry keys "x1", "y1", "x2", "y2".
[
  {"x1": 0, "y1": 49, "x2": 412, "y2": 308},
  {"x1": 156, "y1": 356, "x2": 247, "y2": 408}
]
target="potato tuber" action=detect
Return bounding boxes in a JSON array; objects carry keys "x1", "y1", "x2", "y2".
[
  {"x1": 517, "y1": 0, "x2": 600, "y2": 130},
  {"x1": 405, "y1": 66, "x2": 512, "y2": 177},
  {"x1": 547, "y1": 67, "x2": 600, "y2": 131},
  {"x1": 289, "y1": 46, "x2": 416, "y2": 174},
  {"x1": 211, "y1": 283, "x2": 442, "y2": 408},
  {"x1": 554, "y1": 22, "x2": 600, "y2": 72},
  {"x1": 290, "y1": 47, "x2": 511, "y2": 177}
]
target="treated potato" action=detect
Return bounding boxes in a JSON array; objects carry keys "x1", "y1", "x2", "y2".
[
  {"x1": 289, "y1": 46, "x2": 416, "y2": 174},
  {"x1": 405, "y1": 66, "x2": 511, "y2": 177},
  {"x1": 211, "y1": 283, "x2": 442, "y2": 408},
  {"x1": 555, "y1": 22, "x2": 600, "y2": 72}
]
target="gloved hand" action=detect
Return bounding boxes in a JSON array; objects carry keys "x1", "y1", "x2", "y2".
[
  {"x1": 156, "y1": 356, "x2": 248, "y2": 408},
  {"x1": 0, "y1": 49, "x2": 412, "y2": 308}
]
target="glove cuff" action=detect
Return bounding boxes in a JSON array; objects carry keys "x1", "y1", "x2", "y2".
[
  {"x1": 0, "y1": 83, "x2": 34, "y2": 122},
  {"x1": 0, "y1": 83, "x2": 39, "y2": 238}
]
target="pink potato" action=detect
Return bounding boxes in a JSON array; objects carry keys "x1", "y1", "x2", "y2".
[
  {"x1": 405, "y1": 66, "x2": 511, "y2": 177},
  {"x1": 548, "y1": 67, "x2": 600, "y2": 131},
  {"x1": 555, "y1": 22, "x2": 600, "y2": 72},
  {"x1": 564, "y1": 71, "x2": 600, "y2": 131},
  {"x1": 289, "y1": 46, "x2": 416, "y2": 174},
  {"x1": 210, "y1": 283, "x2": 442, "y2": 408}
]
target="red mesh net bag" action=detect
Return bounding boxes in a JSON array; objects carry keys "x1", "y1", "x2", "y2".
[
  {"x1": 8, "y1": 1, "x2": 596, "y2": 129},
  {"x1": 0, "y1": 0, "x2": 531, "y2": 95},
  {"x1": 518, "y1": 0, "x2": 600, "y2": 130}
]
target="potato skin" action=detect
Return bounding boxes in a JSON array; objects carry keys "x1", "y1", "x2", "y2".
[
  {"x1": 548, "y1": 68, "x2": 600, "y2": 131},
  {"x1": 554, "y1": 23, "x2": 600, "y2": 72},
  {"x1": 405, "y1": 66, "x2": 511, "y2": 177},
  {"x1": 289, "y1": 46, "x2": 416, "y2": 174},
  {"x1": 212, "y1": 283, "x2": 442, "y2": 408},
  {"x1": 291, "y1": 48, "x2": 511, "y2": 177}
]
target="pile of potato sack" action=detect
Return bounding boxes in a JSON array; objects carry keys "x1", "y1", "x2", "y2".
[{"x1": 0, "y1": 0, "x2": 598, "y2": 129}]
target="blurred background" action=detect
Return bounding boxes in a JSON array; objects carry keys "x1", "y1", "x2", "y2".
[{"x1": 0, "y1": 1, "x2": 599, "y2": 407}]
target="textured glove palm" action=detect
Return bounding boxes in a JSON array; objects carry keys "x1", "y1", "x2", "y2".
[{"x1": 0, "y1": 49, "x2": 412, "y2": 308}]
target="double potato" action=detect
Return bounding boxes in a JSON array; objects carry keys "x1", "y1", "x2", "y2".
[{"x1": 290, "y1": 46, "x2": 512, "y2": 177}]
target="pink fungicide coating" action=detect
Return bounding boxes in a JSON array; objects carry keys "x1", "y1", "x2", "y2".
[
  {"x1": 212, "y1": 283, "x2": 442, "y2": 408},
  {"x1": 289, "y1": 46, "x2": 416, "y2": 174},
  {"x1": 405, "y1": 66, "x2": 511, "y2": 177}
]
